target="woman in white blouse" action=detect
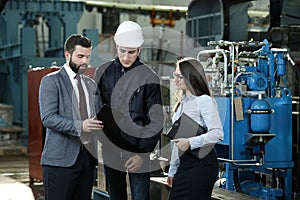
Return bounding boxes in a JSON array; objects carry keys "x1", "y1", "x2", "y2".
[{"x1": 167, "y1": 57, "x2": 224, "y2": 200}]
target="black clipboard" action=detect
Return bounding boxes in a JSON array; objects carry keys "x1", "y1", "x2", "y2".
[
  {"x1": 97, "y1": 104, "x2": 124, "y2": 135},
  {"x1": 166, "y1": 112, "x2": 207, "y2": 139},
  {"x1": 166, "y1": 112, "x2": 212, "y2": 159}
]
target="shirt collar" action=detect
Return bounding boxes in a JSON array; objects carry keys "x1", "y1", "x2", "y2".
[
  {"x1": 182, "y1": 94, "x2": 197, "y2": 102},
  {"x1": 114, "y1": 56, "x2": 141, "y2": 72},
  {"x1": 64, "y1": 64, "x2": 77, "y2": 80}
]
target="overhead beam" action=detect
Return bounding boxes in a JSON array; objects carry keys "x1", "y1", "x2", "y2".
[{"x1": 86, "y1": 0, "x2": 188, "y2": 13}]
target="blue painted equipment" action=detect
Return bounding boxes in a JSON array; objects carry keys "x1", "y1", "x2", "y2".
[
  {"x1": 248, "y1": 94, "x2": 272, "y2": 133},
  {"x1": 247, "y1": 73, "x2": 268, "y2": 92},
  {"x1": 197, "y1": 39, "x2": 295, "y2": 200}
]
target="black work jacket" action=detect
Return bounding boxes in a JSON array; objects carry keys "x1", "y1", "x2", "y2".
[{"x1": 94, "y1": 57, "x2": 163, "y2": 154}]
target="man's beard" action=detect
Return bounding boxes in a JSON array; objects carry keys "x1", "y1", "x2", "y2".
[{"x1": 69, "y1": 59, "x2": 87, "y2": 74}]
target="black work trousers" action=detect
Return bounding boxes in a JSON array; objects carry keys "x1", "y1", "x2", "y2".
[{"x1": 42, "y1": 146, "x2": 96, "y2": 200}]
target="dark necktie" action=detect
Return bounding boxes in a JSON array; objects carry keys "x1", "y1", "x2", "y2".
[{"x1": 76, "y1": 75, "x2": 88, "y2": 120}]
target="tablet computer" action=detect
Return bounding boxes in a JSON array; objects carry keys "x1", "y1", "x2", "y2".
[{"x1": 97, "y1": 104, "x2": 124, "y2": 135}]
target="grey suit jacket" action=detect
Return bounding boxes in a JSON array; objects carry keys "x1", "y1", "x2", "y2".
[{"x1": 39, "y1": 66, "x2": 100, "y2": 167}]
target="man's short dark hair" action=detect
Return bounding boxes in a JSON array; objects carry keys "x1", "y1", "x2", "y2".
[{"x1": 64, "y1": 34, "x2": 92, "y2": 54}]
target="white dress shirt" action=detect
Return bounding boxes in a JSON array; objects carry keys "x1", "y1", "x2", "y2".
[
  {"x1": 168, "y1": 94, "x2": 224, "y2": 177},
  {"x1": 64, "y1": 64, "x2": 91, "y2": 118}
]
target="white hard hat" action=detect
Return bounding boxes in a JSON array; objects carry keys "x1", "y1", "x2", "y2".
[{"x1": 114, "y1": 21, "x2": 144, "y2": 48}]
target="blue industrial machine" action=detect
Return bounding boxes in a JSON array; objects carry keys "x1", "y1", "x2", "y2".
[{"x1": 197, "y1": 39, "x2": 295, "y2": 199}]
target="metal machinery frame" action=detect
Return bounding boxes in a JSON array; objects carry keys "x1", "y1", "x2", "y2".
[
  {"x1": 197, "y1": 39, "x2": 294, "y2": 199},
  {"x1": 0, "y1": 0, "x2": 86, "y2": 144},
  {"x1": 0, "y1": 0, "x2": 99, "y2": 183}
]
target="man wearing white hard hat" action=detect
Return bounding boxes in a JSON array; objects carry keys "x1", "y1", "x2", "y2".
[{"x1": 94, "y1": 21, "x2": 164, "y2": 200}]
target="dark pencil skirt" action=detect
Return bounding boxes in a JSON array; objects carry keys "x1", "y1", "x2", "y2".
[{"x1": 168, "y1": 149, "x2": 218, "y2": 200}]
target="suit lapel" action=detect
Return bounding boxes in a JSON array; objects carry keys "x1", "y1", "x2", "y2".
[
  {"x1": 83, "y1": 76, "x2": 96, "y2": 117},
  {"x1": 58, "y1": 68, "x2": 73, "y2": 99},
  {"x1": 58, "y1": 67, "x2": 97, "y2": 118},
  {"x1": 58, "y1": 67, "x2": 81, "y2": 118}
]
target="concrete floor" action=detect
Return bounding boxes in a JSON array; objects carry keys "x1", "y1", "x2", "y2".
[
  {"x1": 0, "y1": 155, "x2": 44, "y2": 200},
  {"x1": 0, "y1": 155, "x2": 261, "y2": 200}
]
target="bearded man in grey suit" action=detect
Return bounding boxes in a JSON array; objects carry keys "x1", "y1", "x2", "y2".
[{"x1": 39, "y1": 34, "x2": 103, "y2": 200}]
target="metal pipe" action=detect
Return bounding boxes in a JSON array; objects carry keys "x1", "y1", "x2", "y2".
[
  {"x1": 218, "y1": 157, "x2": 262, "y2": 166},
  {"x1": 228, "y1": 43, "x2": 266, "y2": 166},
  {"x1": 229, "y1": 44, "x2": 237, "y2": 165},
  {"x1": 197, "y1": 49, "x2": 228, "y2": 87},
  {"x1": 198, "y1": 44, "x2": 266, "y2": 166}
]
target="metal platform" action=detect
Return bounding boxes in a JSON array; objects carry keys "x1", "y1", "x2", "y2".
[
  {"x1": 93, "y1": 176, "x2": 262, "y2": 200},
  {"x1": 0, "y1": 155, "x2": 261, "y2": 200},
  {"x1": 212, "y1": 188, "x2": 262, "y2": 200}
]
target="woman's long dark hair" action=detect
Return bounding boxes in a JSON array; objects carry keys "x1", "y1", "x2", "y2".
[
  {"x1": 178, "y1": 58, "x2": 211, "y2": 97},
  {"x1": 173, "y1": 57, "x2": 211, "y2": 112}
]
